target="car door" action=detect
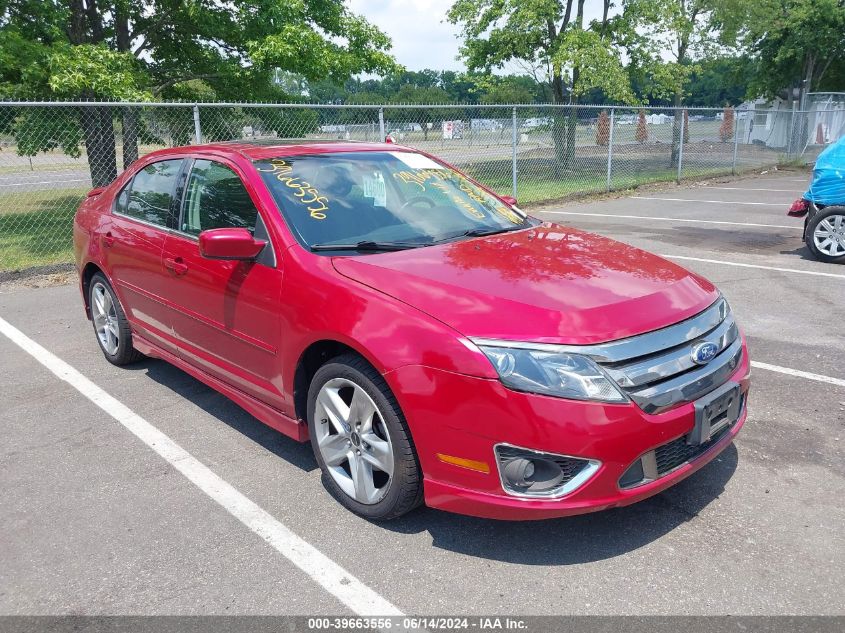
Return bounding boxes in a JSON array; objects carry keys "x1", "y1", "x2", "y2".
[
  {"x1": 160, "y1": 158, "x2": 285, "y2": 409},
  {"x1": 104, "y1": 158, "x2": 185, "y2": 355}
]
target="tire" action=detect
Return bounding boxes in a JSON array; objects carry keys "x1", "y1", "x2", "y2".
[
  {"x1": 805, "y1": 206, "x2": 845, "y2": 264},
  {"x1": 307, "y1": 353, "x2": 423, "y2": 520},
  {"x1": 88, "y1": 273, "x2": 144, "y2": 366}
]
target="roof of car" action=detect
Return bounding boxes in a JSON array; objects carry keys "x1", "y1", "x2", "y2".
[{"x1": 154, "y1": 139, "x2": 412, "y2": 161}]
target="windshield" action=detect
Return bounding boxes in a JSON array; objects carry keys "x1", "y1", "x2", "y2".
[{"x1": 255, "y1": 151, "x2": 529, "y2": 251}]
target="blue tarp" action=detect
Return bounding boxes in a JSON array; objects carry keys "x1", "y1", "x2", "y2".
[{"x1": 805, "y1": 135, "x2": 845, "y2": 206}]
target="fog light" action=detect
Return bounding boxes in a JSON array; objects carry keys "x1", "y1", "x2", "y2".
[{"x1": 495, "y1": 444, "x2": 601, "y2": 499}]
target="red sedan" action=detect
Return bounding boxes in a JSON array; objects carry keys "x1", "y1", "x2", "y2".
[{"x1": 73, "y1": 140, "x2": 750, "y2": 520}]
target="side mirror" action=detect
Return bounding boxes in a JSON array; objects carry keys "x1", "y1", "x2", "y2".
[
  {"x1": 500, "y1": 195, "x2": 518, "y2": 207},
  {"x1": 199, "y1": 228, "x2": 266, "y2": 261}
]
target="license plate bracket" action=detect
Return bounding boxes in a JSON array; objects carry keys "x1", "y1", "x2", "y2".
[{"x1": 688, "y1": 381, "x2": 742, "y2": 446}]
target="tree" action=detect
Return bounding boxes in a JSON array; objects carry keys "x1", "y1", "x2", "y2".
[
  {"x1": 683, "y1": 108, "x2": 690, "y2": 143},
  {"x1": 719, "y1": 106, "x2": 734, "y2": 142},
  {"x1": 0, "y1": 1, "x2": 396, "y2": 186},
  {"x1": 636, "y1": 109, "x2": 649, "y2": 143},
  {"x1": 712, "y1": 0, "x2": 845, "y2": 109},
  {"x1": 684, "y1": 56, "x2": 751, "y2": 107},
  {"x1": 622, "y1": 0, "x2": 716, "y2": 164},
  {"x1": 478, "y1": 76, "x2": 536, "y2": 105},
  {"x1": 389, "y1": 85, "x2": 455, "y2": 141},
  {"x1": 447, "y1": 0, "x2": 635, "y2": 169},
  {"x1": 596, "y1": 110, "x2": 610, "y2": 146}
]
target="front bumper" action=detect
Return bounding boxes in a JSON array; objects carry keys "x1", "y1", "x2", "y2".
[{"x1": 385, "y1": 339, "x2": 750, "y2": 520}]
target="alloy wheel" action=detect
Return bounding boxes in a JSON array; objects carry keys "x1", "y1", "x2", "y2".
[
  {"x1": 91, "y1": 282, "x2": 120, "y2": 355},
  {"x1": 313, "y1": 377, "x2": 394, "y2": 504},
  {"x1": 813, "y1": 214, "x2": 845, "y2": 257}
]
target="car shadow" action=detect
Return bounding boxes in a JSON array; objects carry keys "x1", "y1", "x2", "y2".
[
  {"x1": 136, "y1": 358, "x2": 318, "y2": 473},
  {"x1": 379, "y1": 444, "x2": 739, "y2": 566},
  {"x1": 779, "y1": 243, "x2": 819, "y2": 262},
  {"x1": 129, "y1": 357, "x2": 739, "y2": 565}
]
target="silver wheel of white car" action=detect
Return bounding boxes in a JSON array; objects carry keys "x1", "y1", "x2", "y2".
[
  {"x1": 806, "y1": 207, "x2": 845, "y2": 264},
  {"x1": 307, "y1": 354, "x2": 423, "y2": 520}
]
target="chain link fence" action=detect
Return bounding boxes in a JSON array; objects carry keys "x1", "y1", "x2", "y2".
[{"x1": 1, "y1": 101, "x2": 843, "y2": 272}]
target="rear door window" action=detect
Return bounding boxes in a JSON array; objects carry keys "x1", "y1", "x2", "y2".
[{"x1": 119, "y1": 159, "x2": 183, "y2": 226}]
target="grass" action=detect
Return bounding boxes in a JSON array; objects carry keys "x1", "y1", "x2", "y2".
[
  {"x1": 0, "y1": 187, "x2": 86, "y2": 270},
  {"x1": 468, "y1": 160, "x2": 740, "y2": 205},
  {"x1": 0, "y1": 152, "x2": 776, "y2": 272}
]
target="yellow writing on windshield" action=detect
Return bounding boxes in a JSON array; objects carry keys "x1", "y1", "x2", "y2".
[{"x1": 257, "y1": 159, "x2": 329, "y2": 220}]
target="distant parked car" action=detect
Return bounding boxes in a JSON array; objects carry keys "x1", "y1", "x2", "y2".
[{"x1": 787, "y1": 135, "x2": 845, "y2": 263}]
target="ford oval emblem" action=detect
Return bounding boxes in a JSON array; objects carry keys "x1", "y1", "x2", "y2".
[{"x1": 691, "y1": 341, "x2": 719, "y2": 365}]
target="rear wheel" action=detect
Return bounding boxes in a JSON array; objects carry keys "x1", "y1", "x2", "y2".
[
  {"x1": 307, "y1": 354, "x2": 422, "y2": 520},
  {"x1": 89, "y1": 273, "x2": 144, "y2": 365},
  {"x1": 805, "y1": 207, "x2": 845, "y2": 264}
]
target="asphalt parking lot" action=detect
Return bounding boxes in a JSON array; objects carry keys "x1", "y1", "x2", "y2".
[{"x1": 1, "y1": 170, "x2": 843, "y2": 617}]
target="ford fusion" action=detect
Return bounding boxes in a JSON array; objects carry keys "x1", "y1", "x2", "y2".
[{"x1": 73, "y1": 140, "x2": 750, "y2": 520}]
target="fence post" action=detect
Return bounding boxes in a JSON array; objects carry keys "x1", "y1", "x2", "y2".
[
  {"x1": 192, "y1": 104, "x2": 202, "y2": 144},
  {"x1": 788, "y1": 107, "x2": 797, "y2": 159},
  {"x1": 676, "y1": 109, "x2": 685, "y2": 184},
  {"x1": 378, "y1": 107, "x2": 385, "y2": 141},
  {"x1": 512, "y1": 107, "x2": 518, "y2": 200},
  {"x1": 606, "y1": 108, "x2": 615, "y2": 192},
  {"x1": 732, "y1": 111, "x2": 740, "y2": 175}
]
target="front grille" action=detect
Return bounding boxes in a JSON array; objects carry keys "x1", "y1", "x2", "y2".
[
  {"x1": 654, "y1": 425, "x2": 732, "y2": 475},
  {"x1": 618, "y1": 391, "x2": 746, "y2": 489},
  {"x1": 581, "y1": 298, "x2": 742, "y2": 414},
  {"x1": 471, "y1": 297, "x2": 743, "y2": 414}
]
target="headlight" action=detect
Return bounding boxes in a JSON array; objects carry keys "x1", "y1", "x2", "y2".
[{"x1": 477, "y1": 344, "x2": 628, "y2": 403}]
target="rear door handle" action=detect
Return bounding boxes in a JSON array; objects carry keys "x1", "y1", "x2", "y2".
[
  {"x1": 164, "y1": 256, "x2": 188, "y2": 275},
  {"x1": 101, "y1": 231, "x2": 115, "y2": 248}
]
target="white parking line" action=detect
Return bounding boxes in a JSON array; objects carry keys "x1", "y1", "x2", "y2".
[
  {"x1": 0, "y1": 179, "x2": 86, "y2": 188},
  {"x1": 0, "y1": 315, "x2": 403, "y2": 617},
  {"x1": 702, "y1": 187, "x2": 803, "y2": 193},
  {"x1": 751, "y1": 361, "x2": 845, "y2": 388},
  {"x1": 632, "y1": 196, "x2": 784, "y2": 206},
  {"x1": 544, "y1": 211, "x2": 800, "y2": 230},
  {"x1": 660, "y1": 254, "x2": 845, "y2": 279}
]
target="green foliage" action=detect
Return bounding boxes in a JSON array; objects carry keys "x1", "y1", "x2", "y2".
[
  {"x1": 447, "y1": 0, "x2": 634, "y2": 105},
  {"x1": 389, "y1": 85, "x2": 458, "y2": 139},
  {"x1": 477, "y1": 76, "x2": 536, "y2": 104},
  {"x1": 0, "y1": 0, "x2": 397, "y2": 185},
  {"x1": 711, "y1": 0, "x2": 845, "y2": 99},
  {"x1": 47, "y1": 44, "x2": 149, "y2": 101},
  {"x1": 553, "y1": 29, "x2": 637, "y2": 105},
  {"x1": 621, "y1": 0, "x2": 715, "y2": 103},
  {"x1": 13, "y1": 108, "x2": 83, "y2": 158}
]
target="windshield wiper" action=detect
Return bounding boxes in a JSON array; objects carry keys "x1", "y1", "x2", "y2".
[
  {"x1": 428, "y1": 224, "x2": 528, "y2": 245},
  {"x1": 461, "y1": 226, "x2": 523, "y2": 238},
  {"x1": 310, "y1": 240, "x2": 422, "y2": 252}
]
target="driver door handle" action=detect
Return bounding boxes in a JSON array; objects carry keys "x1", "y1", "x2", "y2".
[{"x1": 164, "y1": 256, "x2": 188, "y2": 276}]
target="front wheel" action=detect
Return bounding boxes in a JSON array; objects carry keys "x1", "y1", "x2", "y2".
[
  {"x1": 805, "y1": 207, "x2": 845, "y2": 264},
  {"x1": 307, "y1": 354, "x2": 423, "y2": 520}
]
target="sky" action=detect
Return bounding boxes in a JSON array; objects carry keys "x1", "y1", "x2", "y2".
[{"x1": 348, "y1": 0, "x2": 611, "y2": 73}]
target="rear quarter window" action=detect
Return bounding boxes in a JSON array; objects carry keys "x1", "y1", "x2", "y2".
[{"x1": 118, "y1": 159, "x2": 183, "y2": 226}]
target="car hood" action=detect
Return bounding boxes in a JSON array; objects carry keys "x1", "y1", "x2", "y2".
[{"x1": 331, "y1": 223, "x2": 720, "y2": 345}]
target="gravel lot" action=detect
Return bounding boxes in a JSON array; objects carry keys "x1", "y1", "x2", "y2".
[{"x1": 0, "y1": 170, "x2": 843, "y2": 617}]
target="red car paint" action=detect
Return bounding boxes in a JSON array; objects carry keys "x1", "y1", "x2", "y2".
[{"x1": 74, "y1": 141, "x2": 750, "y2": 520}]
